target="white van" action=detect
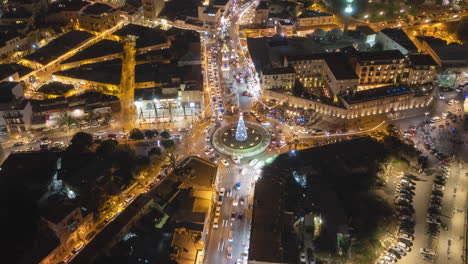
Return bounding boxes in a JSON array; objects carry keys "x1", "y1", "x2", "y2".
[{"x1": 430, "y1": 116, "x2": 440, "y2": 123}]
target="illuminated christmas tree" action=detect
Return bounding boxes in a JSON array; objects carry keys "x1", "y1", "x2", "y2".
[{"x1": 235, "y1": 114, "x2": 248, "y2": 141}]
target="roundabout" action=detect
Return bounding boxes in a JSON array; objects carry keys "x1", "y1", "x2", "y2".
[{"x1": 212, "y1": 115, "x2": 271, "y2": 158}]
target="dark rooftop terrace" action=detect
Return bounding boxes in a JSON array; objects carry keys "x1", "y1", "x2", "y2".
[
  {"x1": 380, "y1": 28, "x2": 417, "y2": 52},
  {"x1": 49, "y1": 0, "x2": 89, "y2": 12},
  {"x1": 62, "y1": 39, "x2": 123, "y2": 64},
  {"x1": 114, "y1": 24, "x2": 167, "y2": 49},
  {"x1": 82, "y1": 3, "x2": 113, "y2": 15},
  {"x1": 54, "y1": 59, "x2": 122, "y2": 85},
  {"x1": 357, "y1": 50, "x2": 404, "y2": 62},
  {"x1": 0, "y1": 63, "x2": 32, "y2": 80},
  {"x1": 408, "y1": 54, "x2": 437, "y2": 66},
  {"x1": 25, "y1": 30, "x2": 94, "y2": 65}
]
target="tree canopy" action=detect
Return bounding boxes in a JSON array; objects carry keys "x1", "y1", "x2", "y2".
[
  {"x1": 68, "y1": 132, "x2": 93, "y2": 152},
  {"x1": 160, "y1": 130, "x2": 171, "y2": 139},
  {"x1": 129, "y1": 128, "x2": 145, "y2": 140}
]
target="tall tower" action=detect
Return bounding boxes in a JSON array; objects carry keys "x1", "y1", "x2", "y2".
[
  {"x1": 142, "y1": 0, "x2": 165, "y2": 20},
  {"x1": 120, "y1": 35, "x2": 137, "y2": 127},
  {"x1": 235, "y1": 114, "x2": 248, "y2": 141}
]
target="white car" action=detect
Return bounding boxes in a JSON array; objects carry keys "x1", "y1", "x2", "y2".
[
  {"x1": 233, "y1": 199, "x2": 238, "y2": 206},
  {"x1": 400, "y1": 233, "x2": 414, "y2": 241},
  {"x1": 249, "y1": 159, "x2": 258, "y2": 166},
  {"x1": 72, "y1": 242, "x2": 84, "y2": 253},
  {"x1": 221, "y1": 159, "x2": 229, "y2": 166},
  {"x1": 392, "y1": 246, "x2": 407, "y2": 256},
  {"x1": 231, "y1": 156, "x2": 240, "y2": 164}
]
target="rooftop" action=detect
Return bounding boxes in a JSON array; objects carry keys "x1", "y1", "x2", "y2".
[
  {"x1": 62, "y1": 39, "x2": 123, "y2": 64},
  {"x1": 49, "y1": 0, "x2": 89, "y2": 12},
  {"x1": 256, "y1": 0, "x2": 268, "y2": 10},
  {"x1": 54, "y1": 59, "x2": 122, "y2": 85},
  {"x1": 178, "y1": 156, "x2": 217, "y2": 190},
  {"x1": 82, "y1": 3, "x2": 113, "y2": 15},
  {"x1": 24, "y1": 30, "x2": 94, "y2": 65},
  {"x1": 379, "y1": 28, "x2": 417, "y2": 52},
  {"x1": 0, "y1": 81, "x2": 20, "y2": 103},
  {"x1": 408, "y1": 54, "x2": 437, "y2": 66},
  {"x1": 1, "y1": 8, "x2": 32, "y2": 18},
  {"x1": 212, "y1": 0, "x2": 229, "y2": 7},
  {"x1": 287, "y1": 52, "x2": 358, "y2": 80},
  {"x1": 418, "y1": 36, "x2": 468, "y2": 63},
  {"x1": 114, "y1": 24, "x2": 167, "y2": 49},
  {"x1": 135, "y1": 63, "x2": 202, "y2": 90},
  {"x1": 344, "y1": 85, "x2": 413, "y2": 104},
  {"x1": 357, "y1": 50, "x2": 404, "y2": 62},
  {"x1": 298, "y1": 10, "x2": 332, "y2": 18},
  {"x1": 262, "y1": 66, "x2": 295, "y2": 75}
]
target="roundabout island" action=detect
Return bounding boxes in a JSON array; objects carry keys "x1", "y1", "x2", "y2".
[{"x1": 212, "y1": 115, "x2": 271, "y2": 158}]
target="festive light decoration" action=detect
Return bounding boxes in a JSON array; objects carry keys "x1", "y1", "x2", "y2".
[{"x1": 235, "y1": 114, "x2": 248, "y2": 141}]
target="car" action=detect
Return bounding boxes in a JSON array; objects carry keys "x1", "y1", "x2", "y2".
[
  {"x1": 233, "y1": 199, "x2": 238, "y2": 206},
  {"x1": 219, "y1": 187, "x2": 225, "y2": 196},
  {"x1": 213, "y1": 217, "x2": 219, "y2": 229},
  {"x1": 231, "y1": 156, "x2": 240, "y2": 164},
  {"x1": 228, "y1": 230, "x2": 233, "y2": 241},
  {"x1": 448, "y1": 99, "x2": 454, "y2": 105},
  {"x1": 397, "y1": 242, "x2": 411, "y2": 251},
  {"x1": 206, "y1": 136, "x2": 211, "y2": 142},
  {"x1": 249, "y1": 159, "x2": 259, "y2": 166},
  {"x1": 420, "y1": 248, "x2": 435, "y2": 255},
  {"x1": 13, "y1": 142, "x2": 24, "y2": 147},
  {"x1": 430, "y1": 116, "x2": 441, "y2": 123},
  {"x1": 439, "y1": 93, "x2": 445, "y2": 99},
  {"x1": 388, "y1": 249, "x2": 401, "y2": 259},
  {"x1": 215, "y1": 206, "x2": 221, "y2": 217},
  {"x1": 383, "y1": 255, "x2": 396, "y2": 263},
  {"x1": 217, "y1": 195, "x2": 224, "y2": 206},
  {"x1": 235, "y1": 182, "x2": 241, "y2": 190},
  {"x1": 300, "y1": 251, "x2": 306, "y2": 262},
  {"x1": 63, "y1": 253, "x2": 74, "y2": 262},
  {"x1": 72, "y1": 242, "x2": 84, "y2": 253},
  {"x1": 125, "y1": 195, "x2": 135, "y2": 203},
  {"x1": 400, "y1": 233, "x2": 414, "y2": 241},
  {"x1": 104, "y1": 213, "x2": 117, "y2": 223},
  {"x1": 221, "y1": 159, "x2": 229, "y2": 166},
  {"x1": 230, "y1": 212, "x2": 236, "y2": 221},
  {"x1": 239, "y1": 197, "x2": 245, "y2": 205}
]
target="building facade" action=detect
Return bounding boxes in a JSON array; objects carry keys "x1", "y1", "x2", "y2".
[
  {"x1": 354, "y1": 50, "x2": 405, "y2": 88},
  {"x1": 296, "y1": 10, "x2": 333, "y2": 28},
  {"x1": 261, "y1": 67, "x2": 295, "y2": 90},
  {"x1": 142, "y1": 0, "x2": 164, "y2": 20}
]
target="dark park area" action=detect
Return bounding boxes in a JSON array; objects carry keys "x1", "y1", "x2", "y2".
[{"x1": 256, "y1": 135, "x2": 418, "y2": 263}]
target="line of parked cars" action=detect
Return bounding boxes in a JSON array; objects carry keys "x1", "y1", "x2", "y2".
[{"x1": 380, "y1": 175, "x2": 417, "y2": 264}]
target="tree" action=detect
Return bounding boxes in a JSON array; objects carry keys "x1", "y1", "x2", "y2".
[
  {"x1": 129, "y1": 128, "x2": 145, "y2": 140},
  {"x1": 68, "y1": 132, "x2": 93, "y2": 152},
  {"x1": 115, "y1": 144, "x2": 138, "y2": 173},
  {"x1": 160, "y1": 130, "x2": 171, "y2": 139},
  {"x1": 144, "y1": 129, "x2": 156, "y2": 139},
  {"x1": 96, "y1": 139, "x2": 118, "y2": 160},
  {"x1": 57, "y1": 112, "x2": 78, "y2": 129},
  {"x1": 161, "y1": 139, "x2": 175, "y2": 149},
  {"x1": 148, "y1": 147, "x2": 162, "y2": 157}
]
